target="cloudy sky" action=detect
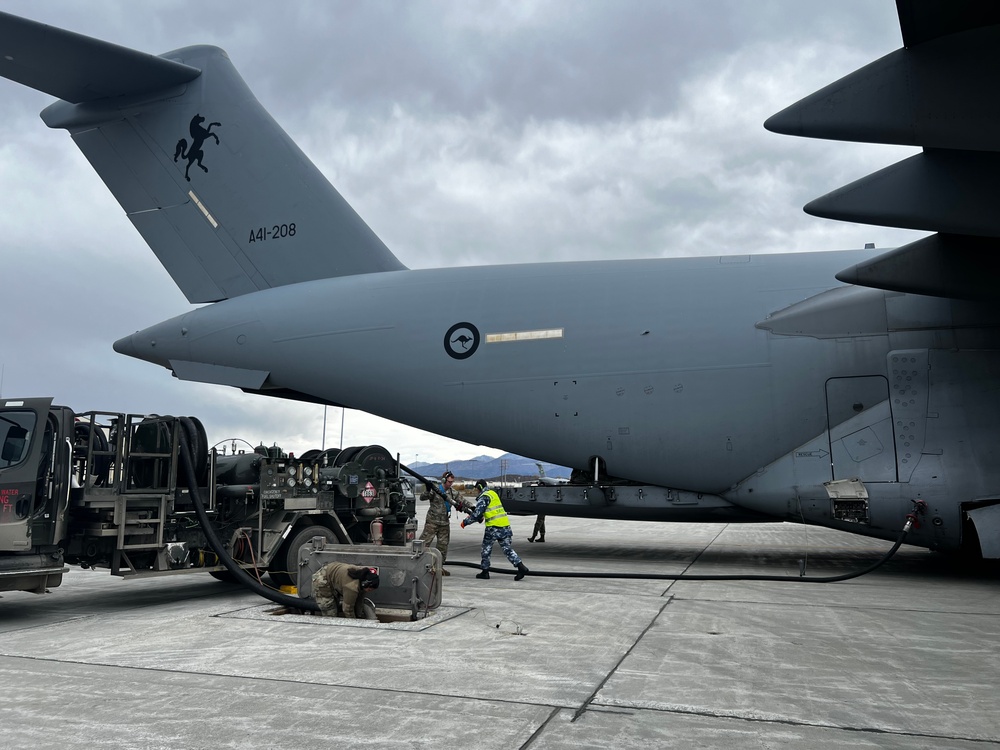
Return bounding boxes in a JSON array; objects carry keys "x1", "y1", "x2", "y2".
[{"x1": 0, "y1": 1, "x2": 924, "y2": 464}]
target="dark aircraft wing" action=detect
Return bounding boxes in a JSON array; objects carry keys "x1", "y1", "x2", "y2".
[
  {"x1": 765, "y1": 0, "x2": 1000, "y2": 300},
  {"x1": 896, "y1": 0, "x2": 1000, "y2": 48}
]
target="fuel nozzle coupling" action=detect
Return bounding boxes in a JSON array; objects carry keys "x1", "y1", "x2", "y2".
[{"x1": 904, "y1": 499, "x2": 928, "y2": 531}]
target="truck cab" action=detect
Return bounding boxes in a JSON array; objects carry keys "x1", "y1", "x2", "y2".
[{"x1": 0, "y1": 397, "x2": 71, "y2": 593}]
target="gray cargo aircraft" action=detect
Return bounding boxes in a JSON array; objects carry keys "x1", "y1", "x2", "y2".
[
  {"x1": 2, "y1": 2, "x2": 1000, "y2": 559},
  {"x1": 536, "y1": 464, "x2": 569, "y2": 487}
]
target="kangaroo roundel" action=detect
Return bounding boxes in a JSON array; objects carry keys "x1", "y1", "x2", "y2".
[{"x1": 444, "y1": 322, "x2": 480, "y2": 360}]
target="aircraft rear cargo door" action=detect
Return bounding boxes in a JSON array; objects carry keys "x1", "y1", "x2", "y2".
[{"x1": 826, "y1": 376, "x2": 896, "y2": 483}]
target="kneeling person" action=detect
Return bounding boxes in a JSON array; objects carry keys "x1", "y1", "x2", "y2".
[{"x1": 312, "y1": 562, "x2": 379, "y2": 618}]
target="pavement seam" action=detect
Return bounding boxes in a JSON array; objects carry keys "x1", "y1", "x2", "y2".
[
  {"x1": 569, "y1": 597, "x2": 674, "y2": 724},
  {"x1": 669, "y1": 595, "x2": 1000, "y2": 617},
  {"x1": 0, "y1": 613, "x2": 96, "y2": 636},
  {"x1": 589, "y1": 701, "x2": 999, "y2": 744},
  {"x1": 664, "y1": 525, "x2": 730, "y2": 591},
  {"x1": 0, "y1": 652, "x2": 577, "y2": 712},
  {"x1": 519, "y1": 706, "x2": 562, "y2": 749}
]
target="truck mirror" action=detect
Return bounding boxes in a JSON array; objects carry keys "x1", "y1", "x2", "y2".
[{"x1": 1, "y1": 425, "x2": 28, "y2": 463}]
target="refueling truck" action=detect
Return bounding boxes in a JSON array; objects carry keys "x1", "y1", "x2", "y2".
[{"x1": 0, "y1": 397, "x2": 419, "y2": 597}]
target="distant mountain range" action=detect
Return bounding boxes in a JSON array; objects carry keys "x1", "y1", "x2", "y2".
[{"x1": 411, "y1": 453, "x2": 569, "y2": 481}]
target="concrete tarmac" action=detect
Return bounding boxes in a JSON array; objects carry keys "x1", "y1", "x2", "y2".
[{"x1": 1, "y1": 517, "x2": 998, "y2": 749}]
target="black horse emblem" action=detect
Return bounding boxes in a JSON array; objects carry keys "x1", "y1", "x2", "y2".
[{"x1": 173, "y1": 114, "x2": 221, "y2": 181}]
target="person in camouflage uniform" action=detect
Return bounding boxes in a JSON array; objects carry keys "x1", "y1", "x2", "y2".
[
  {"x1": 419, "y1": 471, "x2": 467, "y2": 576},
  {"x1": 311, "y1": 562, "x2": 379, "y2": 618}
]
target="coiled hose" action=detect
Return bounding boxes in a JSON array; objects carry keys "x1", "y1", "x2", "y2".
[{"x1": 178, "y1": 429, "x2": 320, "y2": 611}]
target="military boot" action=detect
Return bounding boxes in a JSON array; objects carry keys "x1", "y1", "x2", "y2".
[
  {"x1": 514, "y1": 562, "x2": 529, "y2": 581},
  {"x1": 475, "y1": 570, "x2": 490, "y2": 579}
]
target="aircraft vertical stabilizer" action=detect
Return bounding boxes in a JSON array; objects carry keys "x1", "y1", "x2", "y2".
[{"x1": 0, "y1": 12, "x2": 405, "y2": 304}]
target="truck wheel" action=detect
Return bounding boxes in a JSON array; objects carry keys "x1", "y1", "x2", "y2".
[{"x1": 269, "y1": 524, "x2": 337, "y2": 588}]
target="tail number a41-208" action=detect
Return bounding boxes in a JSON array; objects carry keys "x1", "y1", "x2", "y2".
[{"x1": 249, "y1": 223, "x2": 297, "y2": 243}]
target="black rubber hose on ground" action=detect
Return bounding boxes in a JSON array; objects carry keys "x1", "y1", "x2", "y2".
[
  {"x1": 447, "y1": 520, "x2": 914, "y2": 584},
  {"x1": 395, "y1": 461, "x2": 914, "y2": 584},
  {"x1": 178, "y1": 429, "x2": 319, "y2": 611}
]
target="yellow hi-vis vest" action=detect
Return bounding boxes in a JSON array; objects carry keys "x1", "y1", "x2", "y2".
[{"x1": 482, "y1": 490, "x2": 510, "y2": 527}]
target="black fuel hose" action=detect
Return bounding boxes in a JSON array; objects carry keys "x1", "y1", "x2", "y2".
[
  {"x1": 178, "y1": 430, "x2": 319, "y2": 611},
  {"x1": 398, "y1": 462, "x2": 442, "y2": 496},
  {"x1": 446, "y1": 517, "x2": 915, "y2": 584},
  {"x1": 399, "y1": 462, "x2": 472, "y2": 511}
]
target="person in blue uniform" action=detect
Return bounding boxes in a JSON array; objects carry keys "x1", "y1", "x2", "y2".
[{"x1": 461, "y1": 479, "x2": 529, "y2": 581}]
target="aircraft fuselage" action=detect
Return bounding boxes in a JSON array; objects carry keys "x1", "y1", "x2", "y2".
[{"x1": 115, "y1": 248, "x2": 1000, "y2": 553}]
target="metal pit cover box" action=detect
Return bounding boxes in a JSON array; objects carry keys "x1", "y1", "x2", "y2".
[{"x1": 297, "y1": 539, "x2": 443, "y2": 614}]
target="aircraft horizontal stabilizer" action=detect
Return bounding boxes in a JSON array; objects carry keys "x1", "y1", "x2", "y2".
[{"x1": 0, "y1": 11, "x2": 200, "y2": 103}]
